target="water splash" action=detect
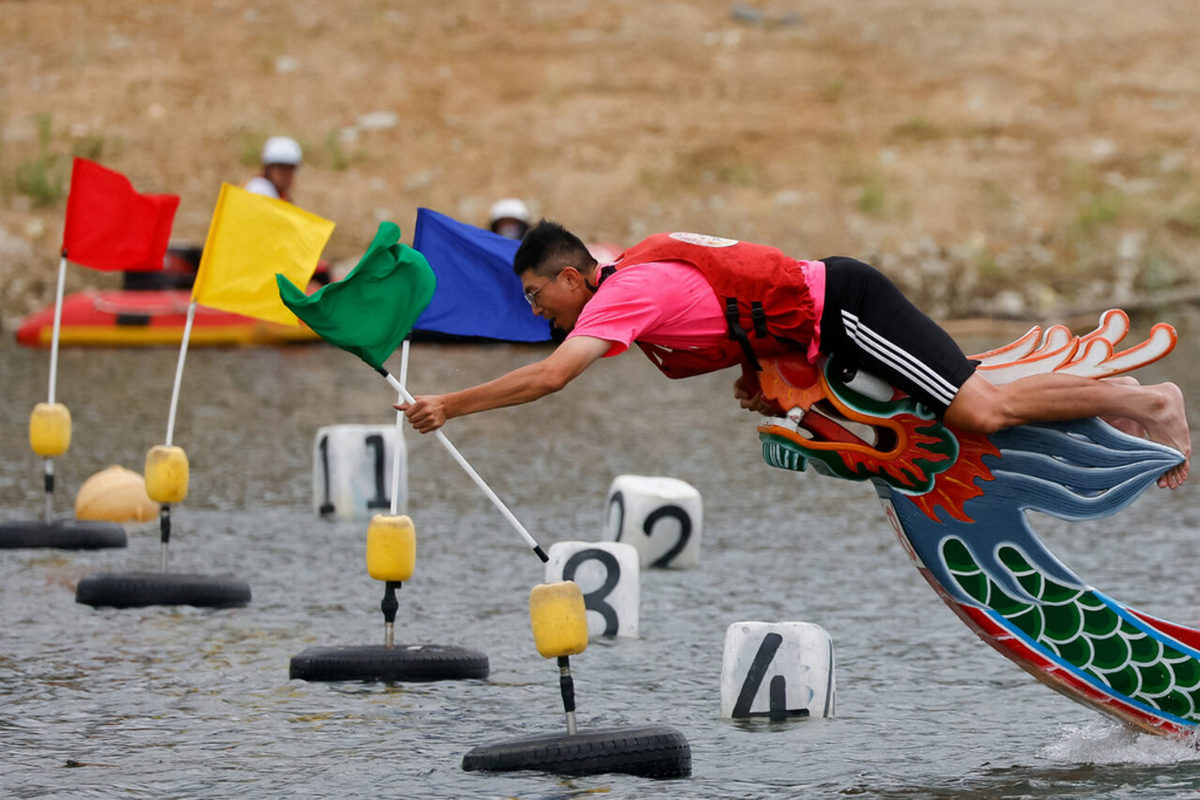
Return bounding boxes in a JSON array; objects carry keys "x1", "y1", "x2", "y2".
[{"x1": 1039, "y1": 720, "x2": 1200, "y2": 765}]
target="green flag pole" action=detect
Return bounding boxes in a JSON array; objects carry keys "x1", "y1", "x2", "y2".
[{"x1": 377, "y1": 366, "x2": 548, "y2": 563}]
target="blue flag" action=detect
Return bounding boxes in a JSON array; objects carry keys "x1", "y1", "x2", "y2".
[{"x1": 412, "y1": 208, "x2": 552, "y2": 342}]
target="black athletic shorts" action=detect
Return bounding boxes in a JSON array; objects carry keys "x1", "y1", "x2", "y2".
[{"x1": 817, "y1": 257, "x2": 977, "y2": 416}]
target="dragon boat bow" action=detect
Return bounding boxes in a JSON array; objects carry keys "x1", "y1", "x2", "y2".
[{"x1": 757, "y1": 310, "x2": 1199, "y2": 737}]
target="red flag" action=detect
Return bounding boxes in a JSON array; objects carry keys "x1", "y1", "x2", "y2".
[{"x1": 61, "y1": 158, "x2": 180, "y2": 271}]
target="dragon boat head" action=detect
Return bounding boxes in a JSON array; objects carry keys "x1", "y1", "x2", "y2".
[
  {"x1": 758, "y1": 355, "x2": 950, "y2": 489},
  {"x1": 755, "y1": 355, "x2": 997, "y2": 520}
]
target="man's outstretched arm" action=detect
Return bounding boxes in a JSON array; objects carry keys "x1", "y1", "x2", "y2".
[{"x1": 397, "y1": 335, "x2": 612, "y2": 433}]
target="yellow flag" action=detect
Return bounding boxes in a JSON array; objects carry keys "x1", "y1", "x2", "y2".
[{"x1": 192, "y1": 183, "x2": 335, "y2": 326}]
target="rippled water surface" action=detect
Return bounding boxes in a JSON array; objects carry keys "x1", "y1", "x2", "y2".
[{"x1": 3, "y1": 316, "x2": 1200, "y2": 799}]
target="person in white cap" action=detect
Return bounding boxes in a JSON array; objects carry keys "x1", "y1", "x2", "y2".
[
  {"x1": 246, "y1": 136, "x2": 302, "y2": 202},
  {"x1": 488, "y1": 197, "x2": 532, "y2": 240}
]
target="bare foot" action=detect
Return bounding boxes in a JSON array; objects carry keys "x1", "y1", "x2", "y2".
[
  {"x1": 1101, "y1": 377, "x2": 1150, "y2": 438},
  {"x1": 1142, "y1": 382, "x2": 1191, "y2": 489}
]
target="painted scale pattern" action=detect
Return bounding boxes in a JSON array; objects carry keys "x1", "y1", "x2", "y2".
[{"x1": 943, "y1": 537, "x2": 1200, "y2": 723}]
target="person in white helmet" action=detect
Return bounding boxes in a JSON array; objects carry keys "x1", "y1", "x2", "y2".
[
  {"x1": 242, "y1": 135, "x2": 332, "y2": 283},
  {"x1": 488, "y1": 197, "x2": 532, "y2": 240},
  {"x1": 246, "y1": 136, "x2": 302, "y2": 202}
]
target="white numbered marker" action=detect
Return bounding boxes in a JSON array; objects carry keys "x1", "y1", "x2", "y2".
[
  {"x1": 312, "y1": 425, "x2": 406, "y2": 520},
  {"x1": 545, "y1": 541, "x2": 640, "y2": 638},
  {"x1": 603, "y1": 474, "x2": 702, "y2": 568},
  {"x1": 720, "y1": 621, "x2": 836, "y2": 720}
]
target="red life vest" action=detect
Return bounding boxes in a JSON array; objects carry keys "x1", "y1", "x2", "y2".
[{"x1": 597, "y1": 232, "x2": 819, "y2": 380}]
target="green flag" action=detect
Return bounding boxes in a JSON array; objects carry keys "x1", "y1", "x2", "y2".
[{"x1": 276, "y1": 222, "x2": 436, "y2": 369}]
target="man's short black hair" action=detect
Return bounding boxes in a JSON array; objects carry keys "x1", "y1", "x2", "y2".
[{"x1": 513, "y1": 219, "x2": 597, "y2": 277}]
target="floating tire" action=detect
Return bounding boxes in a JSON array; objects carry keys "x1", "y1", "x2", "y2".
[
  {"x1": 461, "y1": 724, "x2": 692, "y2": 778},
  {"x1": 75, "y1": 571, "x2": 251, "y2": 608},
  {"x1": 0, "y1": 519, "x2": 126, "y2": 550},
  {"x1": 289, "y1": 644, "x2": 489, "y2": 682}
]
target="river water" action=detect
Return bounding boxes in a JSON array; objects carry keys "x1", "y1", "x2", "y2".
[{"x1": 3, "y1": 313, "x2": 1200, "y2": 799}]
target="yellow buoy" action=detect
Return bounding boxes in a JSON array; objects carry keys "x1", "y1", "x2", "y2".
[
  {"x1": 529, "y1": 581, "x2": 589, "y2": 659},
  {"x1": 75, "y1": 465, "x2": 160, "y2": 523},
  {"x1": 366, "y1": 514, "x2": 416, "y2": 582},
  {"x1": 144, "y1": 445, "x2": 189, "y2": 504},
  {"x1": 29, "y1": 402, "x2": 71, "y2": 457}
]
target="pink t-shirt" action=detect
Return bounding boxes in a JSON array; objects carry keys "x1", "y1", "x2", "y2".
[
  {"x1": 566, "y1": 259, "x2": 826, "y2": 362},
  {"x1": 566, "y1": 261, "x2": 725, "y2": 356}
]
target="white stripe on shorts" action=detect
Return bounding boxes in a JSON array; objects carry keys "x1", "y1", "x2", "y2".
[{"x1": 840, "y1": 310, "x2": 959, "y2": 406}]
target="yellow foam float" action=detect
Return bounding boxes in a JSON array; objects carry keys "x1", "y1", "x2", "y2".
[
  {"x1": 75, "y1": 465, "x2": 160, "y2": 523},
  {"x1": 529, "y1": 581, "x2": 589, "y2": 659},
  {"x1": 366, "y1": 514, "x2": 416, "y2": 582},
  {"x1": 29, "y1": 402, "x2": 71, "y2": 457},
  {"x1": 144, "y1": 445, "x2": 189, "y2": 504}
]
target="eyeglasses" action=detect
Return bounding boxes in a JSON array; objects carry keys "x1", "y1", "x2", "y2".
[{"x1": 523, "y1": 270, "x2": 564, "y2": 306}]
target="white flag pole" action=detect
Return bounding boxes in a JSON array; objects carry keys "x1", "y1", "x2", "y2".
[
  {"x1": 164, "y1": 301, "x2": 198, "y2": 447},
  {"x1": 47, "y1": 254, "x2": 68, "y2": 404},
  {"x1": 388, "y1": 339, "x2": 411, "y2": 516}
]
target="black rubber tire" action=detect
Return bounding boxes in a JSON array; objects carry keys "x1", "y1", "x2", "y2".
[
  {"x1": 0, "y1": 519, "x2": 126, "y2": 550},
  {"x1": 461, "y1": 724, "x2": 692, "y2": 778},
  {"x1": 289, "y1": 644, "x2": 489, "y2": 682},
  {"x1": 75, "y1": 571, "x2": 251, "y2": 608}
]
